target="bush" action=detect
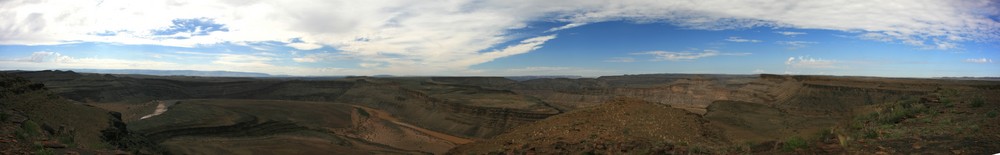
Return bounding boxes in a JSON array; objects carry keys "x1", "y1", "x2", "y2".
[
  {"x1": 988, "y1": 110, "x2": 998, "y2": 118},
  {"x1": 877, "y1": 103, "x2": 926, "y2": 124},
  {"x1": 862, "y1": 129, "x2": 878, "y2": 139},
  {"x1": 20, "y1": 120, "x2": 41, "y2": 136},
  {"x1": 34, "y1": 148, "x2": 54, "y2": 155},
  {"x1": 782, "y1": 136, "x2": 808, "y2": 151},
  {"x1": 971, "y1": 97, "x2": 985, "y2": 108}
]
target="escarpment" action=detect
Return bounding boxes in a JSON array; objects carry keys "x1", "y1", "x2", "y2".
[{"x1": 10, "y1": 70, "x2": 1000, "y2": 154}]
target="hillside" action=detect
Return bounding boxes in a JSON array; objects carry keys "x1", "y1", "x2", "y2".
[
  {"x1": 3, "y1": 70, "x2": 999, "y2": 154},
  {"x1": 0, "y1": 73, "x2": 160, "y2": 154},
  {"x1": 448, "y1": 98, "x2": 728, "y2": 154}
]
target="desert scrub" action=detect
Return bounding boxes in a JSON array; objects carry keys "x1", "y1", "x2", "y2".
[
  {"x1": 861, "y1": 128, "x2": 878, "y2": 139},
  {"x1": 32, "y1": 143, "x2": 55, "y2": 155},
  {"x1": 58, "y1": 134, "x2": 76, "y2": 148},
  {"x1": 971, "y1": 97, "x2": 985, "y2": 108},
  {"x1": 782, "y1": 136, "x2": 808, "y2": 151},
  {"x1": 17, "y1": 120, "x2": 41, "y2": 139},
  {"x1": 877, "y1": 101, "x2": 927, "y2": 124},
  {"x1": 941, "y1": 97, "x2": 954, "y2": 108}
]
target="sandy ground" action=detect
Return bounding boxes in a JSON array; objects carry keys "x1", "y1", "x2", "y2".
[{"x1": 140, "y1": 100, "x2": 178, "y2": 120}]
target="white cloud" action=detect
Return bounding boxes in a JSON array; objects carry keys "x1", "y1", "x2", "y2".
[
  {"x1": 358, "y1": 62, "x2": 383, "y2": 68},
  {"x1": 775, "y1": 31, "x2": 806, "y2": 36},
  {"x1": 785, "y1": 56, "x2": 841, "y2": 69},
  {"x1": 1, "y1": 0, "x2": 997, "y2": 75},
  {"x1": 491, "y1": 66, "x2": 608, "y2": 76},
  {"x1": 725, "y1": 36, "x2": 762, "y2": 43},
  {"x1": 506, "y1": 67, "x2": 572, "y2": 72},
  {"x1": 22, "y1": 51, "x2": 73, "y2": 63},
  {"x1": 633, "y1": 50, "x2": 750, "y2": 61},
  {"x1": 1, "y1": 51, "x2": 365, "y2": 76},
  {"x1": 546, "y1": 22, "x2": 588, "y2": 32},
  {"x1": 292, "y1": 52, "x2": 344, "y2": 63},
  {"x1": 963, "y1": 58, "x2": 993, "y2": 63},
  {"x1": 776, "y1": 41, "x2": 817, "y2": 49},
  {"x1": 752, "y1": 69, "x2": 766, "y2": 74},
  {"x1": 286, "y1": 43, "x2": 323, "y2": 50},
  {"x1": 604, "y1": 57, "x2": 635, "y2": 62}
]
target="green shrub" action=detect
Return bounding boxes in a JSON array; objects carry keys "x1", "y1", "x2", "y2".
[
  {"x1": 862, "y1": 129, "x2": 878, "y2": 139},
  {"x1": 988, "y1": 110, "x2": 998, "y2": 118},
  {"x1": 971, "y1": 97, "x2": 985, "y2": 108},
  {"x1": 941, "y1": 97, "x2": 954, "y2": 108},
  {"x1": 20, "y1": 120, "x2": 40, "y2": 136},
  {"x1": 58, "y1": 134, "x2": 76, "y2": 148},
  {"x1": 877, "y1": 103, "x2": 926, "y2": 124},
  {"x1": 782, "y1": 136, "x2": 808, "y2": 151},
  {"x1": 34, "y1": 148, "x2": 54, "y2": 155}
]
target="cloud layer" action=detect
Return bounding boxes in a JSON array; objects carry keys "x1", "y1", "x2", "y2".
[
  {"x1": 634, "y1": 50, "x2": 750, "y2": 61},
  {"x1": 1, "y1": 0, "x2": 998, "y2": 75},
  {"x1": 964, "y1": 58, "x2": 994, "y2": 64}
]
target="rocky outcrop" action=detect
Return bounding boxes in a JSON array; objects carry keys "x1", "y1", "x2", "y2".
[{"x1": 0, "y1": 73, "x2": 162, "y2": 154}]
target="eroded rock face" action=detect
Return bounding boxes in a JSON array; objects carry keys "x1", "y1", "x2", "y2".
[
  {"x1": 334, "y1": 78, "x2": 560, "y2": 138},
  {"x1": 11, "y1": 72, "x2": 557, "y2": 139},
  {"x1": 499, "y1": 74, "x2": 781, "y2": 114}
]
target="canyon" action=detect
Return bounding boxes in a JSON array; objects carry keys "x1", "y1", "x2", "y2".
[{"x1": 1, "y1": 70, "x2": 998, "y2": 154}]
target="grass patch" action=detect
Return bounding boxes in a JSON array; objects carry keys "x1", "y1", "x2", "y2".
[
  {"x1": 940, "y1": 97, "x2": 954, "y2": 108},
  {"x1": 876, "y1": 101, "x2": 927, "y2": 124},
  {"x1": 988, "y1": 110, "x2": 998, "y2": 118},
  {"x1": 17, "y1": 120, "x2": 41, "y2": 140},
  {"x1": 32, "y1": 143, "x2": 55, "y2": 155},
  {"x1": 782, "y1": 136, "x2": 808, "y2": 151},
  {"x1": 971, "y1": 97, "x2": 985, "y2": 108},
  {"x1": 58, "y1": 134, "x2": 76, "y2": 148}
]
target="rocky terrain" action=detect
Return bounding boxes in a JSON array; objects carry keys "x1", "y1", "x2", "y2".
[
  {"x1": 449, "y1": 98, "x2": 728, "y2": 154},
  {"x1": 0, "y1": 73, "x2": 160, "y2": 154},
  {"x1": 1, "y1": 70, "x2": 998, "y2": 154}
]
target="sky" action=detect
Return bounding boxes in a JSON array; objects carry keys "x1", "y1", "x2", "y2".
[{"x1": 1, "y1": 0, "x2": 998, "y2": 77}]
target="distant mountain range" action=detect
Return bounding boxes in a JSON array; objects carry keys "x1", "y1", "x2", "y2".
[
  {"x1": 66, "y1": 69, "x2": 273, "y2": 77},
  {"x1": 50, "y1": 69, "x2": 587, "y2": 80}
]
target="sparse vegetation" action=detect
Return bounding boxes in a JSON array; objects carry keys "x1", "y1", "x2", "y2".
[
  {"x1": 874, "y1": 100, "x2": 927, "y2": 124},
  {"x1": 19, "y1": 120, "x2": 41, "y2": 138},
  {"x1": 971, "y1": 97, "x2": 985, "y2": 108},
  {"x1": 33, "y1": 144, "x2": 54, "y2": 155},
  {"x1": 4, "y1": 69, "x2": 1000, "y2": 154},
  {"x1": 782, "y1": 136, "x2": 808, "y2": 151},
  {"x1": 58, "y1": 134, "x2": 77, "y2": 148}
]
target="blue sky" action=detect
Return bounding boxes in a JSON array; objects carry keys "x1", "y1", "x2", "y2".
[{"x1": 1, "y1": 0, "x2": 998, "y2": 77}]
